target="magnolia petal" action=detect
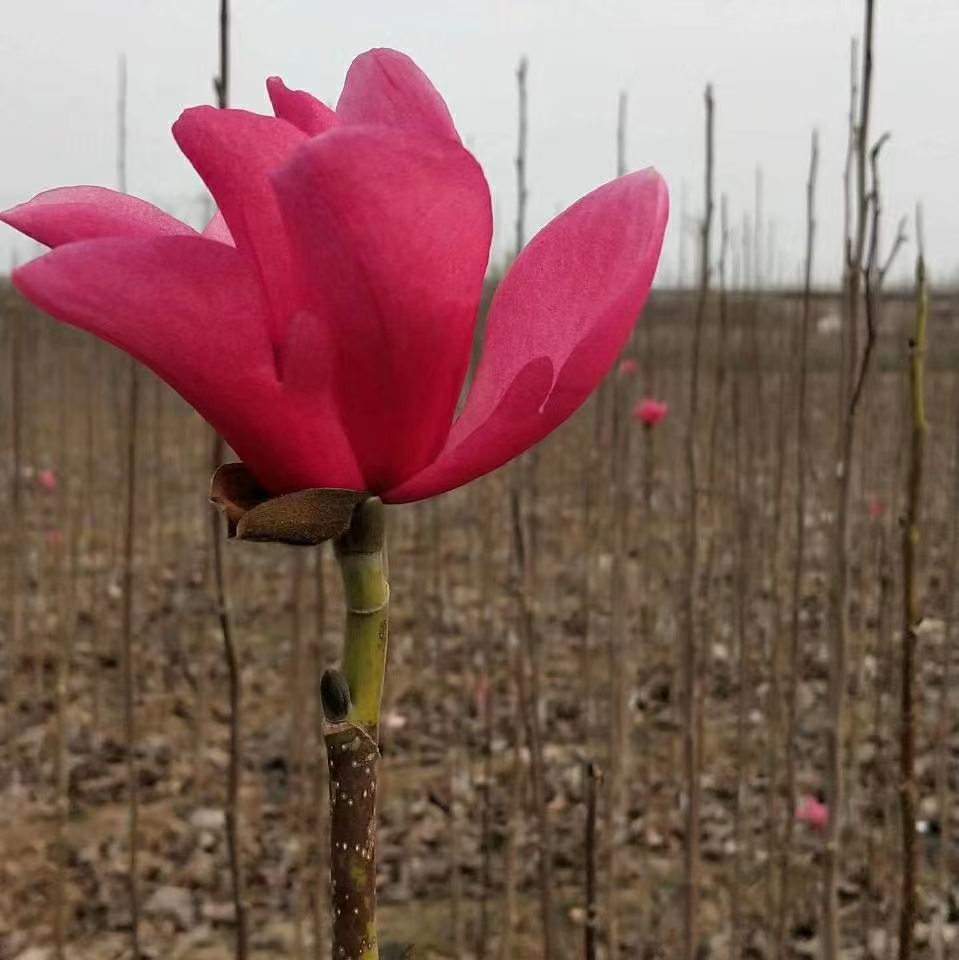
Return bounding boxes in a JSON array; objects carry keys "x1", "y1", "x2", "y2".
[
  {"x1": 0, "y1": 186, "x2": 194, "y2": 248},
  {"x1": 13, "y1": 235, "x2": 364, "y2": 495},
  {"x1": 202, "y1": 210, "x2": 234, "y2": 245},
  {"x1": 12, "y1": 235, "x2": 273, "y2": 419},
  {"x1": 384, "y1": 359, "x2": 554, "y2": 503},
  {"x1": 271, "y1": 125, "x2": 492, "y2": 492},
  {"x1": 336, "y1": 48, "x2": 460, "y2": 143},
  {"x1": 267, "y1": 77, "x2": 337, "y2": 136},
  {"x1": 386, "y1": 168, "x2": 669, "y2": 502},
  {"x1": 173, "y1": 107, "x2": 307, "y2": 342}
]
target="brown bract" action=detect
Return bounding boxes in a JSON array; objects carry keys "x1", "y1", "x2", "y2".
[{"x1": 210, "y1": 462, "x2": 367, "y2": 545}]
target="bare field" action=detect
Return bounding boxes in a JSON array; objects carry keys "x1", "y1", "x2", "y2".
[{"x1": 1, "y1": 285, "x2": 958, "y2": 959}]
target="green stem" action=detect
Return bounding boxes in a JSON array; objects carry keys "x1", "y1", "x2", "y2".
[{"x1": 324, "y1": 498, "x2": 389, "y2": 960}]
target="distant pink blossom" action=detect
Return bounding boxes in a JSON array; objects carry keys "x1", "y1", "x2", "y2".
[
  {"x1": 632, "y1": 398, "x2": 668, "y2": 428},
  {"x1": 797, "y1": 795, "x2": 829, "y2": 832},
  {"x1": 618, "y1": 358, "x2": 639, "y2": 377},
  {"x1": 868, "y1": 496, "x2": 884, "y2": 521},
  {"x1": 38, "y1": 469, "x2": 57, "y2": 492},
  {"x1": 45, "y1": 529, "x2": 64, "y2": 548}
]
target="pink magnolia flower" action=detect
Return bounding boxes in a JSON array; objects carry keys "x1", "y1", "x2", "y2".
[
  {"x1": 618, "y1": 358, "x2": 639, "y2": 377},
  {"x1": 2, "y1": 50, "x2": 667, "y2": 503},
  {"x1": 633, "y1": 398, "x2": 668, "y2": 428},
  {"x1": 38, "y1": 468, "x2": 58, "y2": 492},
  {"x1": 797, "y1": 795, "x2": 829, "y2": 833}
]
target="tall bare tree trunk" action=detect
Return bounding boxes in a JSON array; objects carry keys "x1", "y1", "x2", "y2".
[
  {"x1": 681, "y1": 82, "x2": 714, "y2": 960},
  {"x1": 823, "y1": 5, "x2": 876, "y2": 957},
  {"x1": 897, "y1": 215, "x2": 926, "y2": 960},
  {"x1": 778, "y1": 130, "x2": 819, "y2": 959}
]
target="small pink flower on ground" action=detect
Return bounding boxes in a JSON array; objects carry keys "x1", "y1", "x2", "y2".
[
  {"x1": 382, "y1": 710, "x2": 408, "y2": 732},
  {"x1": 868, "y1": 496, "x2": 884, "y2": 521},
  {"x1": 473, "y1": 675, "x2": 490, "y2": 714},
  {"x1": 633, "y1": 398, "x2": 668, "y2": 428},
  {"x1": 797, "y1": 794, "x2": 829, "y2": 832},
  {"x1": 38, "y1": 469, "x2": 57, "y2": 492},
  {"x1": 618, "y1": 358, "x2": 639, "y2": 377},
  {"x1": 2, "y1": 49, "x2": 668, "y2": 503}
]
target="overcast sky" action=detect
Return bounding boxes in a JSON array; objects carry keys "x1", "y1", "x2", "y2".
[{"x1": 1, "y1": 1, "x2": 955, "y2": 286}]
